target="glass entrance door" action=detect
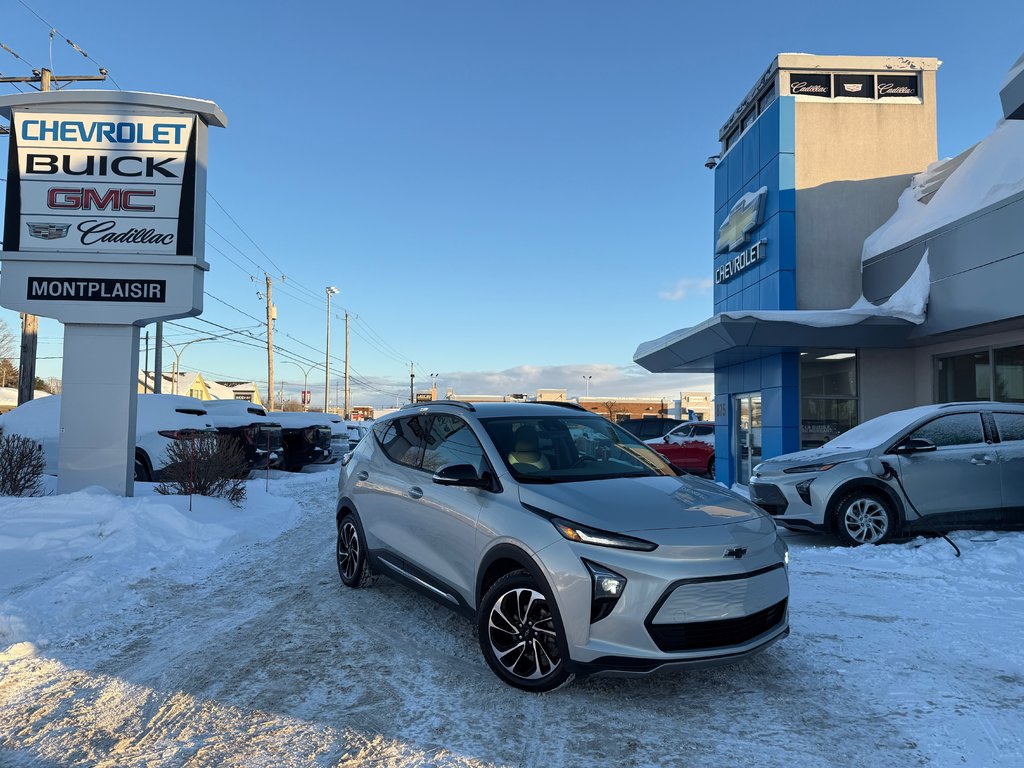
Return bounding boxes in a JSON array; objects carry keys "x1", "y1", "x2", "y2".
[{"x1": 735, "y1": 393, "x2": 762, "y2": 486}]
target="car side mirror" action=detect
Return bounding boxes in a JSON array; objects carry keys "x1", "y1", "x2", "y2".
[
  {"x1": 662, "y1": 435, "x2": 670, "y2": 443},
  {"x1": 433, "y1": 463, "x2": 491, "y2": 489},
  {"x1": 894, "y1": 438, "x2": 937, "y2": 455}
]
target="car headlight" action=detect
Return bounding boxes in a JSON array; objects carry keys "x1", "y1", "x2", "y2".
[
  {"x1": 551, "y1": 518, "x2": 657, "y2": 552},
  {"x1": 783, "y1": 462, "x2": 842, "y2": 474},
  {"x1": 583, "y1": 559, "x2": 627, "y2": 622}
]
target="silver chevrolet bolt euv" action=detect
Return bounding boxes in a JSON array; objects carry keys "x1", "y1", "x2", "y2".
[{"x1": 335, "y1": 401, "x2": 789, "y2": 692}]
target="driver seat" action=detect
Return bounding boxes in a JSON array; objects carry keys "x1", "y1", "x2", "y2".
[{"x1": 508, "y1": 425, "x2": 550, "y2": 471}]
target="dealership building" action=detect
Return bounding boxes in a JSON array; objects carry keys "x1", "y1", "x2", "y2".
[{"x1": 636, "y1": 52, "x2": 1024, "y2": 487}]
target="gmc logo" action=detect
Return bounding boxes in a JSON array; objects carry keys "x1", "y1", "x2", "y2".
[{"x1": 47, "y1": 187, "x2": 156, "y2": 212}]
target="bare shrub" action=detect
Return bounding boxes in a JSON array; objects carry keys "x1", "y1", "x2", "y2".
[
  {"x1": 156, "y1": 432, "x2": 249, "y2": 506},
  {"x1": 0, "y1": 433, "x2": 46, "y2": 496}
]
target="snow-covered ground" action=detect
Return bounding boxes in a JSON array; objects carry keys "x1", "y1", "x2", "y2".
[{"x1": 1, "y1": 470, "x2": 1023, "y2": 767}]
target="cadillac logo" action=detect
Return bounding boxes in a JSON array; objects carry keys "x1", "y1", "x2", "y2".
[
  {"x1": 723, "y1": 547, "x2": 748, "y2": 559},
  {"x1": 715, "y1": 187, "x2": 767, "y2": 254},
  {"x1": 26, "y1": 222, "x2": 71, "y2": 241}
]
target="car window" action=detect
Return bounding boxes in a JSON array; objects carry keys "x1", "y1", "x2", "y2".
[
  {"x1": 375, "y1": 415, "x2": 429, "y2": 468},
  {"x1": 907, "y1": 413, "x2": 985, "y2": 447},
  {"x1": 994, "y1": 412, "x2": 1024, "y2": 442},
  {"x1": 694, "y1": 425, "x2": 714, "y2": 437},
  {"x1": 673, "y1": 425, "x2": 693, "y2": 438},
  {"x1": 422, "y1": 415, "x2": 488, "y2": 475},
  {"x1": 480, "y1": 415, "x2": 676, "y2": 483}
]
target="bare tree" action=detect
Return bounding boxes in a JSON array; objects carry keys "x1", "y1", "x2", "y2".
[
  {"x1": 601, "y1": 401, "x2": 620, "y2": 421},
  {"x1": 0, "y1": 320, "x2": 16, "y2": 389}
]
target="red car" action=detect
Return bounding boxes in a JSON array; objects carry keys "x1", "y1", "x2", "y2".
[{"x1": 646, "y1": 421, "x2": 716, "y2": 476}]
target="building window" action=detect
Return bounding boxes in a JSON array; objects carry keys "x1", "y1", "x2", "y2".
[
  {"x1": 757, "y1": 82, "x2": 777, "y2": 113},
  {"x1": 801, "y1": 350, "x2": 858, "y2": 449},
  {"x1": 938, "y1": 344, "x2": 1024, "y2": 403}
]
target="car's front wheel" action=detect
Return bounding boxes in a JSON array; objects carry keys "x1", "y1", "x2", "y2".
[
  {"x1": 834, "y1": 490, "x2": 896, "y2": 546},
  {"x1": 336, "y1": 511, "x2": 373, "y2": 588},
  {"x1": 477, "y1": 570, "x2": 572, "y2": 692}
]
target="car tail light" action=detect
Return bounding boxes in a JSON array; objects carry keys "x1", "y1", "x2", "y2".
[{"x1": 158, "y1": 429, "x2": 200, "y2": 440}]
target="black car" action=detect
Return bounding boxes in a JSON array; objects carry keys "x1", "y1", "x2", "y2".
[
  {"x1": 270, "y1": 412, "x2": 333, "y2": 471},
  {"x1": 617, "y1": 417, "x2": 685, "y2": 441},
  {"x1": 195, "y1": 399, "x2": 284, "y2": 472}
]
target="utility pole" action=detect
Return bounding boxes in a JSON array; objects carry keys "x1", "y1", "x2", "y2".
[
  {"x1": 1, "y1": 67, "x2": 108, "y2": 405},
  {"x1": 344, "y1": 311, "x2": 350, "y2": 419},
  {"x1": 325, "y1": 286, "x2": 338, "y2": 413},
  {"x1": 143, "y1": 332, "x2": 150, "y2": 393},
  {"x1": 409, "y1": 362, "x2": 415, "y2": 404},
  {"x1": 154, "y1": 323, "x2": 163, "y2": 393},
  {"x1": 265, "y1": 274, "x2": 275, "y2": 409}
]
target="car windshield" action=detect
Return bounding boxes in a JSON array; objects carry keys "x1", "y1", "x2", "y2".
[
  {"x1": 479, "y1": 415, "x2": 678, "y2": 483},
  {"x1": 820, "y1": 404, "x2": 940, "y2": 450}
]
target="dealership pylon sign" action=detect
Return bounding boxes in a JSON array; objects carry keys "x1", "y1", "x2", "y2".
[{"x1": 0, "y1": 91, "x2": 227, "y2": 495}]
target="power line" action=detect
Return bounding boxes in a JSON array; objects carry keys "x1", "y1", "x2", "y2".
[
  {"x1": 14, "y1": 0, "x2": 120, "y2": 88},
  {"x1": 207, "y1": 192, "x2": 286, "y2": 276}
]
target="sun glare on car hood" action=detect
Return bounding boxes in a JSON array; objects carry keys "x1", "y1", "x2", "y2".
[{"x1": 519, "y1": 475, "x2": 760, "y2": 533}]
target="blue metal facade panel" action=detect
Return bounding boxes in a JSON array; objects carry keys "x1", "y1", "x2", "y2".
[{"x1": 711, "y1": 97, "x2": 800, "y2": 485}]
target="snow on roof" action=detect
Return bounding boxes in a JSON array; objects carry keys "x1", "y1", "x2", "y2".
[
  {"x1": 863, "y1": 119, "x2": 1024, "y2": 261},
  {"x1": 205, "y1": 380, "x2": 237, "y2": 400},
  {"x1": 731, "y1": 251, "x2": 929, "y2": 325}
]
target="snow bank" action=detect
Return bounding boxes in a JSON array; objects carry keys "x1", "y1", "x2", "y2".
[
  {"x1": 0, "y1": 388, "x2": 51, "y2": 408},
  {"x1": 863, "y1": 119, "x2": 1024, "y2": 260},
  {"x1": 0, "y1": 473, "x2": 319, "y2": 648}
]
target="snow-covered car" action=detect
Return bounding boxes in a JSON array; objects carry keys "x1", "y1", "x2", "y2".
[
  {"x1": 192, "y1": 398, "x2": 284, "y2": 471},
  {"x1": 344, "y1": 420, "x2": 370, "y2": 451},
  {"x1": 268, "y1": 412, "x2": 333, "y2": 471},
  {"x1": 0, "y1": 393, "x2": 217, "y2": 481},
  {"x1": 750, "y1": 401, "x2": 1024, "y2": 545}
]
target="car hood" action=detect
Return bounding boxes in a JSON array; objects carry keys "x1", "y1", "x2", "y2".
[
  {"x1": 755, "y1": 446, "x2": 869, "y2": 474},
  {"x1": 517, "y1": 475, "x2": 762, "y2": 533}
]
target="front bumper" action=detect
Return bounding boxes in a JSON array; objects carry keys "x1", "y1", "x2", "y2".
[
  {"x1": 749, "y1": 478, "x2": 829, "y2": 532},
  {"x1": 534, "y1": 530, "x2": 790, "y2": 676}
]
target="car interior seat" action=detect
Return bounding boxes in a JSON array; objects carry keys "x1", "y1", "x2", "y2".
[{"x1": 508, "y1": 424, "x2": 551, "y2": 471}]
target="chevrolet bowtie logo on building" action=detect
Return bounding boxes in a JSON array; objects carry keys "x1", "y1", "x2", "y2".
[
  {"x1": 715, "y1": 186, "x2": 767, "y2": 254},
  {"x1": 26, "y1": 222, "x2": 71, "y2": 241}
]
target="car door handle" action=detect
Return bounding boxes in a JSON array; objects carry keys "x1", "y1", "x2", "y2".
[
  {"x1": 970, "y1": 456, "x2": 994, "y2": 466},
  {"x1": 356, "y1": 470, "x2": 369, "y2": 481},
  {"x1": 408, "y1": 486, "x2": 423, "y2": 499}
]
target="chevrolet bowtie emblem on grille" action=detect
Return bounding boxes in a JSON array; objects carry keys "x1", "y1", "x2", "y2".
[
  {"x1": 723, "y1": 547, "x2": 748, "y2": 559},
  {"x1": 26, "y1": 222, "x2": 71, "y2": 240},
  {"x1": 715, "y1": 186, "x2": 767, "y2": 254}
]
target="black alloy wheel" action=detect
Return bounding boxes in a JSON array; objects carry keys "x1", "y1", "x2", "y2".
[
  {"x1": 336, "y1": 511, "x2": 372, "y2": 587},
  {"x1": 478, "y1": 570, "x2": 572, "y2": 692}
]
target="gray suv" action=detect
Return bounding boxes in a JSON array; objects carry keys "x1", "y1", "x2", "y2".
[
  {"x1": 750, "y1": 402, "x2": 1024, "y2": 546},
  {"x1": 335, "y1": 401, "x2": 789, "y2": 691}
]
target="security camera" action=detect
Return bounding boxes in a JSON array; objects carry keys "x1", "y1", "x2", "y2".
[{"x1": 704, "y1": 155, "x2": 721, "y2": 170}]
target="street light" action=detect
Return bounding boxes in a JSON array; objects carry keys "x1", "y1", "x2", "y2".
[
  {"x1": 164, "y1": 337, "x2": 216, "y2": 395},
  {"x1": 325, "y1": 286, "x2": 339, "y2": 413},
  {"x1": 582, "y1": 375, "x2": 592, "y2": 397},
  {"x1": 284, "y1": 361, "x2": 321, "y2": 411}
]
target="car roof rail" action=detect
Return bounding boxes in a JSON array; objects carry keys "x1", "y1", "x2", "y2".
[
  {"x1": 400, "y1": 400, "x2": 477, "y2": 412},
  {"x1": 536, "y1": 400, "x2": 588, "y2": 412}
]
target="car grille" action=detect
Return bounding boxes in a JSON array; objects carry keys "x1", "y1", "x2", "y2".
[
  {"x1": 749, "y1": 482, "x2": 788, "y2": 516},
  {"x1": 647, "y1": 599, "x2": 787, "y2": 652}
]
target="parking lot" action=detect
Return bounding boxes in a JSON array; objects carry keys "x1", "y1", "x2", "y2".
[{"x1": 1, "y1": 468, "x2": 1022, "y2": 767}]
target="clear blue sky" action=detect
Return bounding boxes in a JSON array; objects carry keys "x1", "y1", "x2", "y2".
[{"x1": 1, "y1": 0, "x2": 1021, "y2": 407}]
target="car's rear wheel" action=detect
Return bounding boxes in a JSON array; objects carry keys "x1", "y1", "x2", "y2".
[
  {"x1": 336, "y1": 511, "x2": 373, "y2": 588},
  {"x1": 834, "y1": 490, "x2": 896, "y2": 546},
  {"x1": 478, "y1": 570, "x2": 572, "y2": 692},
  {"x1": 134, "y1": 451, "x2": 153, "y2": 482},
  {"x1": 707, "y1": 456, "x2": 715, "y2": 478}
]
